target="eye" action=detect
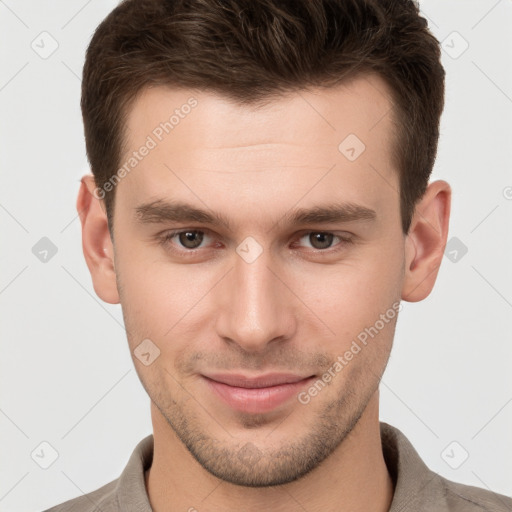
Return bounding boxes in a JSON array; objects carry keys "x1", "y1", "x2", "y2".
[
  {"x1": 160, "y1": 229, "x2": 212, "y2": 250},
  {"x1": 157, "y1": 229, "x2": 354, "y2": 256},
  {"x1": 296, "y1": 232, "x2": 353, "y2": 251},
  {"x1": 301, "y1": 232, "x2": 335, "y2": 250}
]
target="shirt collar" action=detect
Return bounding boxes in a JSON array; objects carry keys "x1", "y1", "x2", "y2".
[{"x1": 381, "y1": 421, "x2": 448, "y2": 511}]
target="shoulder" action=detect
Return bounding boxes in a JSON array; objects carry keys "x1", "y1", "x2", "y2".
[
  {"x1": 440, "y1": 476, "x2": 512, "y2": 511},
  {"x1": 42, "y1": 479, "x2": 119, "y2": 512},
  {"x1": 380, "y1": 422, "x2": 511, "y2": 512},
  {"x1": 42, "y1": 434, "x2": 154, "y2": 512}
]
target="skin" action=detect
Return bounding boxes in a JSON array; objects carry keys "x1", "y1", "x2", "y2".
[{"x1": 77, "y1": 73, "x2": 451, "y2": 512}]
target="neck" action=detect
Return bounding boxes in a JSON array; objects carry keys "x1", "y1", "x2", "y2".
[{"x1": 146, "y1": 392, "x2": 393, "y2": 512}]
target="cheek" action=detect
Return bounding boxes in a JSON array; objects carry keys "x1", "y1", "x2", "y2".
[
  {"x1": 294, "y1": 246, "x2": 403, "y2": 343},
  {"x1": 115, "y1": 241, "x2": 220, "y2": 355}
]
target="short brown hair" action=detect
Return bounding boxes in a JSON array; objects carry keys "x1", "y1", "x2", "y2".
[{"x1": 81, "y1": 0, "x2": 445, "y2": 236}]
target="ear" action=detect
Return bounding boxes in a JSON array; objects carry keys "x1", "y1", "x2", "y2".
[
  {"x1": 77, "y1": 174, "x2": 120, "y2": 304},
  {"x1": 401, "y1": 180, "x2": 451, "y2": 302}
]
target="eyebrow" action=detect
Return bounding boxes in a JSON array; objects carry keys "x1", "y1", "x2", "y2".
[{"x1": 134, "y1": 199, "x2": 377, "y2": 230}]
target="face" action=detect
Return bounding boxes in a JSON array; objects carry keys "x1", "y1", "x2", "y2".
[{"x1": 110, "y1": 74, "x2": 406, "y2": 486}]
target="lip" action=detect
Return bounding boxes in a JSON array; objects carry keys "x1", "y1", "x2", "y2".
[{"x1": 202, "y1": 373, "x2": 315, "y2": 414}]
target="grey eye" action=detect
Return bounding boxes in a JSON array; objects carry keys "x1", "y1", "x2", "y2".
[
  {"x1": 178, "y1": 231, "x2": 204, "y2": 249},
  {"x1": 307, "y1": 232, "x2": 335, "y2": 250}
]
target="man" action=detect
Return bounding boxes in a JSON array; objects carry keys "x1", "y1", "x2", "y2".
[{"x1": 46, "y1": 0, "x2": 511, "y2": 510}]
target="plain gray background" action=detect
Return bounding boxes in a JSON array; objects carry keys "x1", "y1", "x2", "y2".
[{"x1": 1, "y1": 1, "x2": 511, "y2": 510}]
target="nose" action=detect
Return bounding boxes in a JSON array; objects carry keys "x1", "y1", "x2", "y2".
[{"x1": 214, "y1": 244, "x2": 297, "y2": 353}]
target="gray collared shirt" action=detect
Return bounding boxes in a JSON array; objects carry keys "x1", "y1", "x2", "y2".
[{"x1": 45, "y1": 422, "x2": 512, "y2": 511}]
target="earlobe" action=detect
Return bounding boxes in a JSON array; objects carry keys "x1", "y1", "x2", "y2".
[
  {"x1": 77, "y1": 174, "x2": 120, "y2": 304},
  {"x1": 401, "y1": 180, "x2": 451, "y2": 302}
]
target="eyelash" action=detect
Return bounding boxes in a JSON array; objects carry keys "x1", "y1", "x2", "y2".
[{"x1": 157, "y1": 229, "x2": 354, "y2": 257}]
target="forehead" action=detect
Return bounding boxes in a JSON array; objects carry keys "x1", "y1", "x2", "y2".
[
  {"x1": 123, "y1": 72, "x2": 394, "y2": 151},
  {"x1": 116, "y1": 74, "x2": 398, "y2": 228}
]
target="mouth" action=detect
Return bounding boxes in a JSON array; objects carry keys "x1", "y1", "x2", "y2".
[{"x1": 201, "y1": 373, "x2": 316, "y2": 414}]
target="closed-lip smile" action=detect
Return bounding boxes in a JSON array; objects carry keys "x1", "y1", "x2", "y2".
[{"x1": 201, "y1": 372, "x2": 316, "y2": 414}]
